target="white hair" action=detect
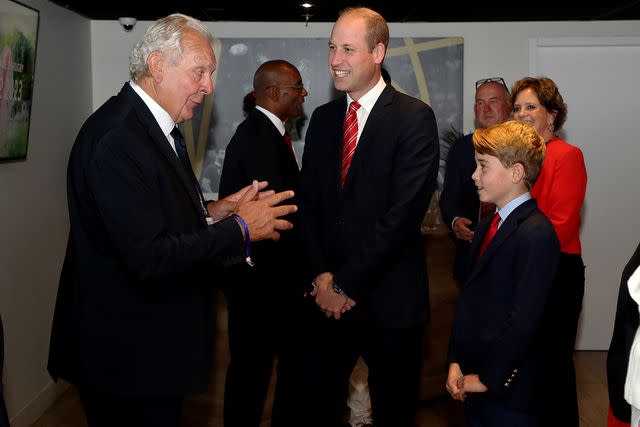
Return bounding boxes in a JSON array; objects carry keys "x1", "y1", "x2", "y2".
[{"x1": 129, "y1": 13, "x2": 213, "y2": 81}]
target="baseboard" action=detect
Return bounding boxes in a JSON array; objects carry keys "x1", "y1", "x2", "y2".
[{"x1": 9, "y1": 380, "x2": 69, "y2": 427}]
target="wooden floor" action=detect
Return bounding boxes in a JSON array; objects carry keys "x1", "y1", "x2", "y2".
[{"x1": 31, "y1": 234, "x2": 610, "y2": 427}]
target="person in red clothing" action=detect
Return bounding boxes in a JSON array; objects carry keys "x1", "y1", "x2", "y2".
[{"x1": 512, "y1": 76, "x2": 587, "y2": 427}]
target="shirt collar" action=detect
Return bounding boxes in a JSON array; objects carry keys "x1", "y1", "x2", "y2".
[
  {"x1": 497, "y1": 192, "x2": 532, "y2": 225},
  {"x1": 346, "y1": 76, "x2": 386, "y2": 113},
  {"x1": 255, "y1": 105, "x2": 286, "y2": 136},
  {"x1": 129, "y1": 81, "x2": 176, "y2": 138}
]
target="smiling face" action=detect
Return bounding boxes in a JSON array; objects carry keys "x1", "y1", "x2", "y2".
[
  {"x1": 328, "y1": 12, "x2": 385, "y2": 100},
  {"x1": 472, "y1": 152, "x2": 520, "y2": 209},
  {"x1": 513, "y1": 88, "x2": 556, "y2": 141},
  {"x1": 152, "y1": 29, "x2": 216, "y2": 123},
  {"x1": 474, "y1": 82, "x2": 512, "y2": 128}
]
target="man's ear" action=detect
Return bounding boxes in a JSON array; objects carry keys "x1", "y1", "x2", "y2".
[
  {"x1": 512, "y1": 162, "x2": 525, "y2": 183},
  {"x1": 373, "y1": 42, "x2": 386, "y2": 65},
  {"x1": 269, "y1": 85, "x2": 280, "y2": 102},
  {"x1": 147, "y1": 51, "x2": 165, "y2": 83}
]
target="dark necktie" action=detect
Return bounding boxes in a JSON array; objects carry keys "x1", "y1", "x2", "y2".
[
  {"x1": 283, "y1": 131, "x2": 295, "y2": 158},
  {"x1": 341, "y1": 100, "x2": 361, "y2": 187},
  {"x1": 171, "y1": 127, "x2": 191, "y2": 172},
  {"x1": 477, "y1": 212, "x2": 501, "y2": 260},
  {"x1": 170, "y1": 126, "x2": 208, "y2": 218}
]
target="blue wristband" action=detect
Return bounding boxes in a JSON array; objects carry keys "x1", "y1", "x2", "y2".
[{"x1": 232, "y1": 214, "x2": 253, "y2": 266}]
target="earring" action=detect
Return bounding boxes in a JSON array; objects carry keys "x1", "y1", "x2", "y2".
[{"x1": 548, "y1": 123, "x2": 555, "y2": 133}]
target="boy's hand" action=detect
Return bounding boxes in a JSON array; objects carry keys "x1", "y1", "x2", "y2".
[
  {"x1": 446, "y1": 363, "x2": 466, "y2": 401},
  {"x1": 457, "y1": 374, "x2": 488, "y2": 394}
]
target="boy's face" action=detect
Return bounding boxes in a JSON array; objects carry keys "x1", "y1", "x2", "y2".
[{"x1": 472, "y1": 151, "x2": 518, "y2": 209}]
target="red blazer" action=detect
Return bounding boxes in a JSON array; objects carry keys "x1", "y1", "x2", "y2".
[{"x1": 531, "y1": 137, "x2": 587, "y2": 254}]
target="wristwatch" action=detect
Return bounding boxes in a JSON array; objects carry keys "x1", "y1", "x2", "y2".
[{"x1": 331, "y1": 280, "x2": 344, "y2": 295}]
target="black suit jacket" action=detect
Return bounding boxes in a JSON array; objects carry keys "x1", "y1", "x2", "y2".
[
  {"x1": 48, "y1": 83, "x2": 246, "y2": 396},
  {"x1": 449, "y1": 198, "x2": 560, "y2": 412},
  {"x1": 439, "y1": 133, "x2": 479, "y2": 282},
  {"x1": 607, "y1": 240, "x2": 640, "y2": 423},
  {"x1": 218, "y1": 108, "x2": 301, "y2": 299},
  {"x1": 298, "y1": 85, "x2": 439, "y2": 328}
]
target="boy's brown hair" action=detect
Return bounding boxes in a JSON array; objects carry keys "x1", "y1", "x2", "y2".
[{"x1": 473, "y1": 120, "x2": 546, "y2": 189}]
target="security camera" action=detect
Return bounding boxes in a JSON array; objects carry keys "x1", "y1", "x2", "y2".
[{"x1": 118, "y1": 17, "x2": 137, "y2": 32}]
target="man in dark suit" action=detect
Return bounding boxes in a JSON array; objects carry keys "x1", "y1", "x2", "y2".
[
  {"x1": 271, "y1": 7, "x2": 439, "y2": 427},
  {"x1": 440, "y1": 78, "x2": 512, "y2": 285},
  {"x1": 218, "y1": 60, "x2": 307, "y2": 427},
  {"x1": 47, "y1": 14, "x2": 296, "y2": 427}
]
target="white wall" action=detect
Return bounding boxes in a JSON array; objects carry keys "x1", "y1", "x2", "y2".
[
  {"x1": 0, "y1": 0, "x2": 92, "y2": 425},
  {"x1": 531, "y1": 38, "x2": 640, "y2": 349}
]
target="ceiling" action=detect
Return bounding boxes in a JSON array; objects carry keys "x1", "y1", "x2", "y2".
[{"x1": 48, "y1": 0, "x2": 640, "y2": 22}]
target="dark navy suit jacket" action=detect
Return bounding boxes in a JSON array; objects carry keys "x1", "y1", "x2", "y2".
[
  {"x1": 218, "y1": 108, "x2": 302, "y2": 301},
  {"x1": 449, "y1": 198, "x2": 560, "y2": 412},
  {"x1": 48, "y1": 83, "x2": 245, "y2": 396},
  {"x1": 439, "y1": 134, "x2": 480, "y2": 282},
  {"x1": 298, "y1": 85, "x2": 440, "y2": 328}
]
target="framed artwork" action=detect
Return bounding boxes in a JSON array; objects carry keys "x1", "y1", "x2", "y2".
[{"x1": 0, "y1": 0, "x2": 39, "y2": 161}]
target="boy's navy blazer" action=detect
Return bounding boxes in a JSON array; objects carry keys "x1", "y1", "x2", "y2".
[{"x1": 449, "y1": 198, "x2": 560, "y2": 412}]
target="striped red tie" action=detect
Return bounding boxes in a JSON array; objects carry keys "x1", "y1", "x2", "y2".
[{"x1": 341, "y1": 101, "x2": 361, "y2": 187}]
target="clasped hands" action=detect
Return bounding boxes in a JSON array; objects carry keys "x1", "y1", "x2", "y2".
[
  {"x1": 207, "y1": 180, "x2": 297, "y2": 241},
  {"x1": 310, "y1": 272, "x2": 356, "y2": 320},
  {"x1": 452, "y1": 216, "x2": 474, "y2": 241},
  {"x1": 446, "y1": 363, "x2": 488, "y2": 402}
]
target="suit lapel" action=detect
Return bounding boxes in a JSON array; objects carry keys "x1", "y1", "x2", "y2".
[
  {"x1": 465, "y1": 199, "x2": 537, "y2": 285},
  {"x1": 252, "y1": 110, "x2": 298, "y2": 173},
  {"x1": 120, "y1": 84, "x2": 205, "y2": 222}
]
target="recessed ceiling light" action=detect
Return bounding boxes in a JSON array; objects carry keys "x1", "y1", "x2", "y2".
[{"x1": 301, "y1": 3, "x2": 313, "y2": 8}]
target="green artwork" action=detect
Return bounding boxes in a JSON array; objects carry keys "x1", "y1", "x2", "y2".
[{"x1": 0, "y1": 0, "x2": 38, "y2": 161}]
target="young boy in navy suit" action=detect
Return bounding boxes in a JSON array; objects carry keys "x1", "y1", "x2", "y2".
[{"x1": 446, "y1": 120, "x2": 560, "y2": 426}]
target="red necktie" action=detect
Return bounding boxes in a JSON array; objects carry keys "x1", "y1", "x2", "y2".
[
  {"x1": 477, "y1": 212, "x2": 501, "y2": 259},
  {"x1": 283, "y1": 131, "x2": 295, "y2": 158},
  {"x1": 341, "y1": 101, "x2": 361, "y2": 187}
]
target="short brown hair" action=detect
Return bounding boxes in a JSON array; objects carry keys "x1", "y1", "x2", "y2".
[
  {"x1": 511, "y1": 76, "x2": 567, "y2": 131},
  {"x1": 473, "y1": 120, "x2": 546, "y2": 189},
  {"x1": 339, "y1": 7, "x2": 389, "y2": 52}
]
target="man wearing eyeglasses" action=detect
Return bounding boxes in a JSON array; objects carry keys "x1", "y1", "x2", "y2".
[
  {"x1": 440, "y1": 77, "x2": 512, "y2": 285},
  {"x1": 218, "y1": 59, "x2": 308, "y2": 427}
]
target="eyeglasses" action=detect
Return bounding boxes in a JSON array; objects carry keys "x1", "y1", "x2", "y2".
[
  {"x1": 475, "y1": 77, "x2": 509, "y2": 94},
  {"x1": 275, "y1": 84, "x2": 306, "y2": 91}
]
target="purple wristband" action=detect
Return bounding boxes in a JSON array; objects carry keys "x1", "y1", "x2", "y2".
[{"x1": 232, "y1": 214, "x2": 253, "y2": 266}]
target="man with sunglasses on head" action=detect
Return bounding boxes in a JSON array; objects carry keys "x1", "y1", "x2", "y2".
[
  {"x1": 440, "y1": 77, "x2": 513, "y2": 286},
  {"x1": 218, "y1": 59, "x2": 308, "y2": 427}
]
